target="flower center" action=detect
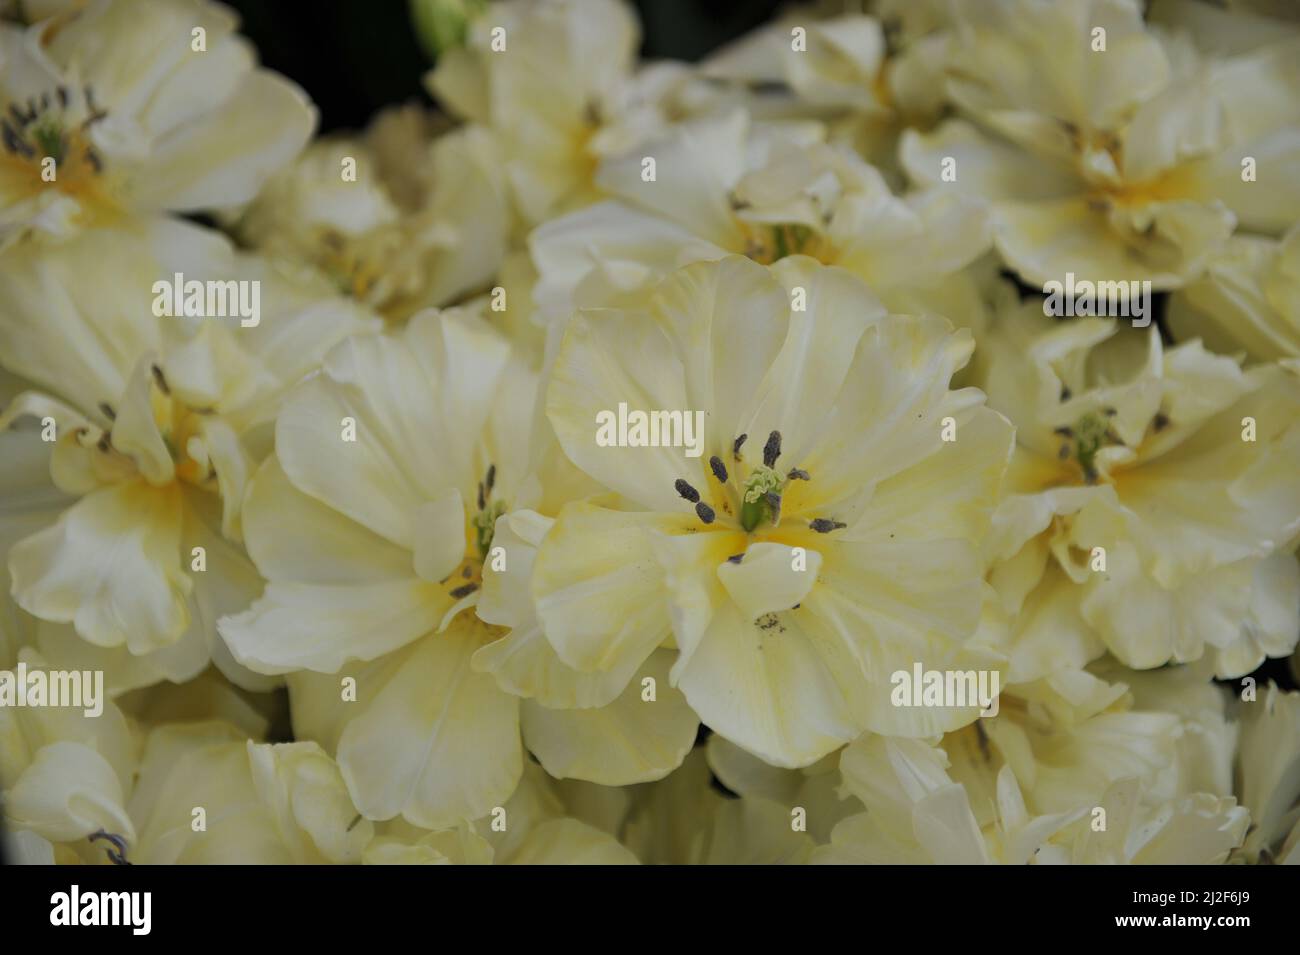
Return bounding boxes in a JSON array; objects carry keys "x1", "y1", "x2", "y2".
[
  {"x1": 1051, "y1": 406, "x2": 1171, "y2": 485},
  {"x1": 738, "y1": 221, "x2": 834, "y2": 265},
  {"x1": 443, "y1": 464, "x2": 506, "y2": 601},
  {"x1": 1, "y1": 85, "x2": 116, "y2": 210},
  {"x1": 671, "y1": 429, "x2": 845, "y2": 539},
  {"x1": 84, "y1": 365, "x2": 219, "y2": 491},
  {"x1": 740, "y1": 464, "x2": 783, "y2": 531}
]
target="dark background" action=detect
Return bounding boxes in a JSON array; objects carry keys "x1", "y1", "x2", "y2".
[{"x1": 229, "y1": 0, "x2": 788, "y2": 134}]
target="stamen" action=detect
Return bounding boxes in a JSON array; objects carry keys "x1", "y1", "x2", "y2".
[
  {"x1": 485, "y1": 463, "x2": 496, "y2": 494},
  {"x1": 477, "y1": 481, "x2": 485, "y2": 511},
  {"x1": 674, "y1": 478, "x2": 700, "y2": 503},
  {"x1": 88, "y1": 830, "x2": 131, "y2": 866},
  {"x1": 732, "y1": 433, "x2": 747, "y2": 458},
  {"x1": 709, "y1": 455, "x2": 728, "y2": 483},
  {"x1": 2, "y1": 119, "x2": 32, "y2": 158},
  {"x1": 787, "y1": 468, "x2": 809, "y2": 481},
  {"x1": 764, "y1": 491, "x2": 781, "y2": 521},
  {"x1": 151, "y1": 364, "x2": 170, "y2": 395},
  {"x1": 98, "y1": 402, "x2": 115, "y2": 421},
  {"x1": 762, "y1": 430, "x2": 782, "y2": 468},
  {"x1": 1153, "y1": 412, "x2": 1170, "y2": 432},
  {"x1": 450, "y1": 582, "x2": 478, "y2": 599},
  {"x1": 810, "y1": 518, "x2": 846, "y2": 533},
  {"x1": 695, "y1": 501, "x2": 715, "y2": 524},
  {"x1": 726, "y1": 553, "x2": 744, "y2": 564}
]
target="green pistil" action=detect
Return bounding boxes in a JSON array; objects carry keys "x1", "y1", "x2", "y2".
[
  {"x1": 741, "y1": 465, "x2": 783, "y2": 532},
  {"x1": 473, "y1": 499, "x2": 506, "y2": 557},
  {"x1": 32, "y1": 119, "x2": 63, "y2": 163},
  {"x1": 772, "y1": 226, "x2": 790, "y2": 262},
  {"x1": 769, "y1": 224, "x2": 814, "y2": 263},
  {"x1": 1072, "y1": 413, "x2": 1110, "y2": 481}
]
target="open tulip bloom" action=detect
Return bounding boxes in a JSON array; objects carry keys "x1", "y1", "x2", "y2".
[{"x1": 1, "y1": 0, "x2": 1299, "y2": 874}]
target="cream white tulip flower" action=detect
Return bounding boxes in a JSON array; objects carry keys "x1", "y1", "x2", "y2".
[
  {"x1": 901, "y1": 0, "x2": 1300, "y2": 289},
  {"x1": 702, "y1": 6, "x2": 955, "y2": 181},
  {"x1": 816, "y1": 730, "x2": 1248, "y2": 864},
  {"x1": 426, "y1": 0, "x2": 669, "y2": 226},
  {"x1": 128, "y1": 721, "x2": 373, "y2": 864},
  {"x1": 362, "y1": 817, "x2": 495, "y2": 865},
  {"x1": 1168, "y1": 222, "x2": 1300, "y2": 368},
  {"x1": 535, "y1": 254, "x2": 1013, "y2": 767},
  {"x1": 0, "y1": 649, "x2": 138, "y2": 864},
  {"x1": 1147, "y1": 0, "x2": 1299, "y2": 57},
  {"x1": 1043, "y1": 777, "x2": 1249, "y2": 864},
  {"x1": 230, "y1": 111, "x2": 510, "y2": 322},
  {"x1": 0, "y1": 0, "x2": 314, "y2": 249},
  {"x1": 704, "y1": 734, "x2": 853, "y2": 844},
  {"x1": 220, "y1": 307, "x2": 699, "y2": 828},
  {"x1": 917, "y1": 662, "x2": 1235, "y2": 821},
  {"x1": 476, "y1": 510, "x2": 700, "y2": 786},
  {"x1": 1235, "y1": 682, "x2": 1300, "y2": 863},
  {"x1": 981, "y1": 301, "x2": 1300, "y2": 679},
  {"x1": 531, "y1": 108, "x2": 989, "y2": 321},
  {"x1": 362, "y1": 762, "x2": 638, "y2": 864},
  {"x1": 617, "y1": 748, "x2": 814, "y2": 865},
  {"x1": 1091, "y1": 657, "x2": 1239, "y2": 798},
  {"x1": 0, "y1": 426, "x2": 64, "y2": 671},
  {"x1": 0, "y1": 219, "x2": 379, "y2": 691},
  {"x1": 815, "y1": 736, "x2": 1084, "y2": 864}
]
